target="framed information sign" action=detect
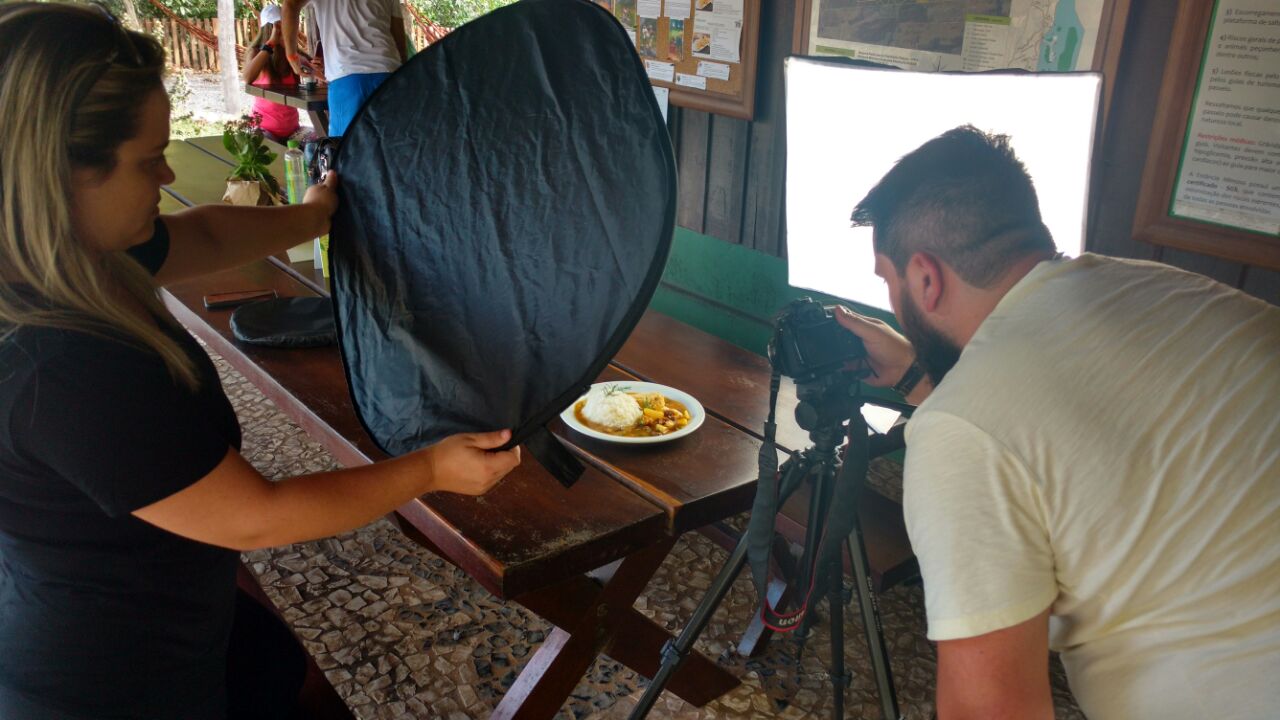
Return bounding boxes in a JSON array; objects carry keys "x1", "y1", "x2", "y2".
[
  {"x1": 791, "y1": 1, "x2": 1132, "y2": 121},
  {"x1": 1134, "y1": 0, "x2": 1280, "y2": 269}
]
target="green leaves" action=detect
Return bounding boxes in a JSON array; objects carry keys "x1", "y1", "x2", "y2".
[
  {"x1": 222, "y1": 117, "x2": 283, "y2": 200},
  {"x1": 407, "y1": 0, "x2": 516, "y2": 30}
]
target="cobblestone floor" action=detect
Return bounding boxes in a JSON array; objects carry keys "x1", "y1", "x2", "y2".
[{"x1": 209, "y1": 347, "x2": 1084, "y2": 719}]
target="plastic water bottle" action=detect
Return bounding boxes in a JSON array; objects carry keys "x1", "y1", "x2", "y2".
[
  {"x1": 282, "y1": 140, "x2": 316, "y2": 265},
  {"x1": 283, "y1": 139, "x2": 307, "y2": 205}
]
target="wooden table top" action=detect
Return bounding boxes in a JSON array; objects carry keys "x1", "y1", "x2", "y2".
[
  {"x1": 161, "y1": 137, "x2": 913, "y2": 599},
  {"x1": 245, "y1": 82, "x2": 329, "y2": 110}
]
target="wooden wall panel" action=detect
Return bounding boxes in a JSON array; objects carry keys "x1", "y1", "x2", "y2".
[
  {"x1": 1242, "y1": 267, "x2": 1280, "y2": 306},
  {"x1": 674, "y1": 108, "x2": 711, "y2": 234},
  {"x1": 670, "y1": 0, "x2": 792, "y2": 256},
  {"x1": 1087, "y1": 0, "x2": 1171, "y2": 263},
  {"x1": 739, "y1": 0, "x2": 793, "y2": 257},
  {"x1": 703, "y1": 116, "x2": 751, "y2": 245}
]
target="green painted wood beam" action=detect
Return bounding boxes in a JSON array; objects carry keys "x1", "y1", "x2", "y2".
[{"x1": 652, "y1": 227, "x2": 898, "y2": 356}]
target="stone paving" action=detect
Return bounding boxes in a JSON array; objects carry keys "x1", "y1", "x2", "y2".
[{"x1": 209, "y1": 347, "x2": 1084, "y2": 719}]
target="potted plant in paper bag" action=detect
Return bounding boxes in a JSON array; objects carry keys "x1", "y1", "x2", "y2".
[{"x1": 221, "y1": 115, "x2": 282, "y2": 206}]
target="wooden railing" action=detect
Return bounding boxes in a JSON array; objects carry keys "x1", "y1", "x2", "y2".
[
  {"x1": 144, "y1": 17, "x2": 256, "y2": 72},
  {"x1": 145, "y1": 12, "x2": 447, "y2": 73}
]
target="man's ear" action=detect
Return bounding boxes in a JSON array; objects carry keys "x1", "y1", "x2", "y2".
[{"x1": 906, "y1": 252, "x2": 945, "y2": 313}]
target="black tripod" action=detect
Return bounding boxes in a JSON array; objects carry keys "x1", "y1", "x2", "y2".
[{"x1": 629, "y1": 372, "x2": 902, "y2": 719}]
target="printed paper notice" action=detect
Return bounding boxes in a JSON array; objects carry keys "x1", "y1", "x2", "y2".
[
  {"x1": 696, "y1": 61, "x2": 731, "y2": 81},
  {"x1": 693, "y1": 13, "x2": 741, "y2": 62},
  {"x1": 637, "y1": 18, "x2": 660, "y2": 58},
  {"x1": 653, "y1": 86, "x2": 670, "y2": 121},
  {"x1": 637, "y1": 0, "x2": 662, "y2": 19},
  {"x1": 676, "y1": 72, "x2": 707, "y2": 89},
  {"x1": 614, "y1": 0, "x2": 637, "y2": 27},
  {"x1": 1171, "y1": 0, "x2": 1280, "y2": 235},
  {"x1": 961, "y1": 15, "x2": 1012, "y2": 72},
  {"x1": 694, "y1": 0, "x2": 741, "y2": 17},
  {"x1": 668, "y1": 19, "x2": 686, "y2": 61},
  {"x1": 646, "y1": 60, "x2": 676, "y2": 83},
  {"x1": 667, "y1": 0, "x2": 691, "y2": 18}
]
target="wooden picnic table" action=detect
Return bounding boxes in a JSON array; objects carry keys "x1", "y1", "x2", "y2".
[
  {"x1": 161, "y1": 137, "x2": 914, "y2": 717},
  {"x1": 245, "y1": 82, "x2": 330, "y2": 136}
]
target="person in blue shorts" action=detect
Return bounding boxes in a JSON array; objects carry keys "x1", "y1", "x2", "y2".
[{"x1": 281, "y1": 0, "x2": 407, "y2": 136}]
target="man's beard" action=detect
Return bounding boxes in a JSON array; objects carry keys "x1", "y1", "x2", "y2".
[{"x1": 897, "y1": 290, "x2": 962, "y2": 385}]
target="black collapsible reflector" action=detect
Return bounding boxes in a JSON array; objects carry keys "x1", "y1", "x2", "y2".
[{"x1": 329, "y1": 0, "x2": 676, "y2": 485}]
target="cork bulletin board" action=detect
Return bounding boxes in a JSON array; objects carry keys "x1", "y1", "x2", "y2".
[{"x1": 597, "y1": 0, "x2": 762, "y2": 120}]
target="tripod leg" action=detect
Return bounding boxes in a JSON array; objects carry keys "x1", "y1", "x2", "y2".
[
  {"x1": 794, "y1": 458, "x2": 838, "y2": 663},
  {"x1": 632, "y1": 454, "x2": 816, "y2": 719},
  {"x1": 828, "y1": 553, "x2": 847, "y2": 720},
  {"x1": 627, "y1": 530, "x2": 750, "y2": 720},
  {"x1": 848, "y1": 529, "x2": 902, "y2": 720}
]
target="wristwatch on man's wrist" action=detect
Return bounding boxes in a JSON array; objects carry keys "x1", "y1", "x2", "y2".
[{"x1": 892, "y1": 360, "x2": 926, "y2": 397}]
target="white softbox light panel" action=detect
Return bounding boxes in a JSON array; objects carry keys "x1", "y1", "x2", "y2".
[{"x1": 785, "y1": 58, "x2": 1101, "y2": 311}]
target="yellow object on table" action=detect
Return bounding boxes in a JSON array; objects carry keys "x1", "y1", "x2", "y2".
[
  {"x1": 319, "y1": 235, "x2": 330, "y2": 278},
  {"x1": 286, "y1": 241, "x2": 314, "y2": 263}
]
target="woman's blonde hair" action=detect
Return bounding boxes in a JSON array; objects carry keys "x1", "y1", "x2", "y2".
[{"x1": 0, "y1": 2, "x2": 199, "y2": 388}]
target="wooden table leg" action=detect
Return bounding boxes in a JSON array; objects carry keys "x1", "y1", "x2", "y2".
[
  {"x1": 492, "y1": 539, "x2": 739, "y2": 719},
  {"x1": 309, "y1": 110, "x2": 330, "y2": 137}
]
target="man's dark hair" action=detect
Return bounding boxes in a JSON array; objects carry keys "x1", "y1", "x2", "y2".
[{"x1": 852, "y1": 125, "x2": 1056, "y2": 288}]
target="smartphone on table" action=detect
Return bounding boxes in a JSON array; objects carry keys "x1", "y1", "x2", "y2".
[{"x1": 202, "y1": 289, "x2": 277, "y2": 310}]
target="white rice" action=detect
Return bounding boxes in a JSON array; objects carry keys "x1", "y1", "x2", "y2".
[{"x1": 581, "y1": 386, "x2": 642, "y2": 430}]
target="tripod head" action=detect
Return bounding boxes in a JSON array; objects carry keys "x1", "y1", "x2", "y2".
[
  {"x1": 793, "y1": 369, "x2": 862, "y2": 451},
  {"x1": 767, "y1": 297, "x2": 868, "y2": 451}
]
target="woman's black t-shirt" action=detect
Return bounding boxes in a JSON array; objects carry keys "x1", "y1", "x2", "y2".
[{"x1": 0, "y1": 222, "x2": 243, "y2": 718}]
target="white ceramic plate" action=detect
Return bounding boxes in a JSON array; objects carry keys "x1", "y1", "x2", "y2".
[{"x1": 561, "y1": 382, "x2": 705, "y2": 444}]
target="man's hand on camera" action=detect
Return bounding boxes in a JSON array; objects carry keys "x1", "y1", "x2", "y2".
[
  {"x1": 834, "y1": 306, "x2": 915, "y2": 388},
  {"x1": 425, "y1": 430, "x2": 521, "y2": 496}
]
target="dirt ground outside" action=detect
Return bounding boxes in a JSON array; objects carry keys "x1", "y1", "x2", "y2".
[{"x1": 169, "y1": 70, "x2": 314, "y2": 138}]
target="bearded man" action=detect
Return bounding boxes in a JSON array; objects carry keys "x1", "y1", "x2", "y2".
[{"x1": 837, "y1": 125, "x2": 1279, "y2": 720}]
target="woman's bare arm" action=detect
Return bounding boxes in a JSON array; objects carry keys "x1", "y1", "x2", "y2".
[{"x1": 133, "y1": 431, "x2": 520, "y2": 551}]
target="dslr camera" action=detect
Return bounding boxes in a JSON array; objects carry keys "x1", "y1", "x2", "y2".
[
  {"x1": 304, "y1": 138, "x2": 340, "y2": 185},
  {"x1": 769, "y1": 297, "x2": 865, "y2": 381}
]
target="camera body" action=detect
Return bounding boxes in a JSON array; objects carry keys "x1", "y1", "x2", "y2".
[{"x1": 769, "y1": 297, "x2": 865, "y2": 382}]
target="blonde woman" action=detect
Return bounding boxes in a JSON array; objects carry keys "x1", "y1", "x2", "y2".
[{"x1": 0, "y1": 4, "x2": 518, "y2": 718}]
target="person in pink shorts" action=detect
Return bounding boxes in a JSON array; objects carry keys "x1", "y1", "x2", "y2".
[{"x1": 241, "y1": 4, "x2": 301, "y2": 142}]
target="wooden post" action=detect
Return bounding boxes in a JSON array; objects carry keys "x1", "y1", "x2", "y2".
[
  {"x1": 218, "y1": 0, "x2": 239, "y2": 113},
  {"x1": 120, "y1": 0, "x2": 142, "y2": 30}
]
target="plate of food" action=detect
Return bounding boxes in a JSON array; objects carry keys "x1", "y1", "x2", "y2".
[{"x1": 561, "y1": 382, "x2": 705, "y2": 444}]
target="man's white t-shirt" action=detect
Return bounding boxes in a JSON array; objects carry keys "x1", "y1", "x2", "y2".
[
  {"x1": 903, "y1": 254, "x2": 1279, "y2": 720},
  {"x1": 308, "y1": 0, "x2": 403, "y2": 82}
]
